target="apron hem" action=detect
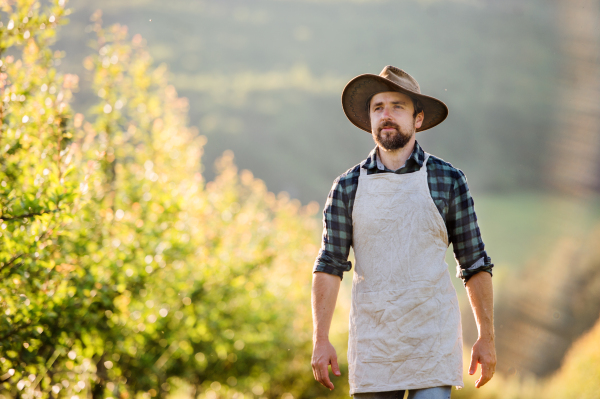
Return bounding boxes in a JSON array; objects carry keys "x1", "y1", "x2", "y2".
[{"x1": 350, "y1": 380, "x2": 464, "y2": 395}]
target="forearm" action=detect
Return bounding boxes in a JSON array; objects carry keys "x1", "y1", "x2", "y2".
[
  {"x1": 465, "y1": 271, "x2": 494, "y2": 340},
  {"x1": 311, "y1": 272, "x2": 341, "y2": 341}
]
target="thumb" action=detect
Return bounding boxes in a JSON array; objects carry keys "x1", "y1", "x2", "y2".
[
  {"x1": 468, "y1": 354, "x2": 478, "y2": 376},
  {"x1": 331, "y1": 356, "x2": 341, "y2": 376}
]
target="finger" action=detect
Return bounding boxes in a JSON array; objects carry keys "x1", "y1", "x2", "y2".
[
  {"x1": 331, "y1": 356, "x2": 341, "y2": 377},
  {"x1": 318, "y1": 363, "x2": 334, "y2": 390},
  {"x1": 468, "y1": 354, "x2": 478, "y2": 376},
  {"x1": 475, "y1": 364, "x2": 494, "y2": 388},
  {"x1": 311, "y1": 358, "x2": 319, "y2": 380},
  {"x1": 314, "y1": 364, "x2": 325, "y2": 386}
]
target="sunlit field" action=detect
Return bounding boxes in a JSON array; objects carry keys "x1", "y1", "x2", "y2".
[{"x1": 2, "y1": 0, "x2": 600, "y2": 398}]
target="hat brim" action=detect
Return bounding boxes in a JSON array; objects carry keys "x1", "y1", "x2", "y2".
[{"x1": 341, "y1": 74, "x2": 449, "y2": 133}]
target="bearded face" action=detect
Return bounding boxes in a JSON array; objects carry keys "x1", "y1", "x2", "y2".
[
  {"x1": 374, "y1": 118, "x2": 415, "y2": 151},
  {"x1": 369, "y1": 91, "x2": 420, "y2": 152}
]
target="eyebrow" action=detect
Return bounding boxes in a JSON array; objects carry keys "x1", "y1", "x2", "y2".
[{"x1": 371, "y1": 100, "x2": 408, "y2": 109}]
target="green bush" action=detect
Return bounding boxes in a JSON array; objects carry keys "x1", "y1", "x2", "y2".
[{"x1": 1, "y1": 2, "x2": 325, "y2": 398}]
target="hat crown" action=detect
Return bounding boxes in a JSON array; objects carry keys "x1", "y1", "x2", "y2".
[{"x1": 379, "y1": 65, "x2": 421, "y2": 94}]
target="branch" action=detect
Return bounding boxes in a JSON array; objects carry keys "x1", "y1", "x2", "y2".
[
  {"x1": 0, "y1": 320, "x2": 33, "y2": 342},
  {"x1": 0, "y1": 229, "x2": 52, "y2": 273},
  {"x1": 0, "y1": 253, "x2": 23, "y2": 273},
  {"x1": 29, "y1": 347, "x2": 62, "y2": 394},
  {"x1": 0, "y1": 208, "x2": 62, "y2": 222}
]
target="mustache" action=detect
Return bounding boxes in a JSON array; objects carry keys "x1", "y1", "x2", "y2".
[{"x1": 378, "y1": 121, "x2": 400, "y2": 131}]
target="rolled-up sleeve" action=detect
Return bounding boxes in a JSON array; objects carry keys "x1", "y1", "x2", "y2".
[
  {"x1": 313, "y1": 176, "x2": 353, "y2": 279},
  {"x1": 447, "y1": 170, "x2": 494, "y2": 284}
]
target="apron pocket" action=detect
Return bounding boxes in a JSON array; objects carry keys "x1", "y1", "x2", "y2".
[{"x1": 353, "y1": 289, "x2": 441, "y2": 363}]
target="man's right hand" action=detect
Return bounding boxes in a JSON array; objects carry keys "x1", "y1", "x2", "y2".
[
  {"x1": 311, "y1": 339, "x2": 341, "y2": 390},
  {"x1": 311, "y1": 272, "x2": 342, "y2": 390}
]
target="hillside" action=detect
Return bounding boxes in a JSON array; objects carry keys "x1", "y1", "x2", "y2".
[{"x1": 55, "y1": 0, "x2": 559, "y2": 203}]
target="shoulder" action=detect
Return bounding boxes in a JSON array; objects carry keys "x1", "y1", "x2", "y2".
[
  {"x1": 333, "y1": 163, "x2": 361, "y2": 187},
  {"x1": 327, "y1": 163, "x2": 361, "y2": 200},
  {"x1": 425, "y1": 153, "x2": 467, "y2": 184}
]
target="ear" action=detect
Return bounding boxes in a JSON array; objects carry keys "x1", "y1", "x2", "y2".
[{"x1": 414, "y1": 111, "x2": 424, "y2": 129}]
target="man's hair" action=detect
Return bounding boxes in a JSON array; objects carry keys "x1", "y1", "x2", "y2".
[
  {"x1": 411, "y1": 97, "x2": 424, "y2": 118},
  {"x1": 367, "y1": 93, "x2": 424, "y2": 118}
]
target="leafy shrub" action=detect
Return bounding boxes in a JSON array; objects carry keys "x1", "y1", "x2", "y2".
[{"x1": 1, "y1": 2, "x2": 324, "y2": 398}]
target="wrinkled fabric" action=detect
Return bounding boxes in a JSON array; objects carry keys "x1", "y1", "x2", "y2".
[{"x1": 349, "y1": 154, "x2": 463, "y2": 394}]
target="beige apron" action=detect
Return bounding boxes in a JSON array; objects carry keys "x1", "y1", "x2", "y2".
[{"x1": 348, "y1": 153, "x2": 463, "y2": 394}]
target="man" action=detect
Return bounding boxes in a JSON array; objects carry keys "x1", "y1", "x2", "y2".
[{"x1": 311, "y1": 66, "x2": 496, "y2": 399}]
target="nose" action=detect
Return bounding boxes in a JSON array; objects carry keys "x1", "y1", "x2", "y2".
[
  {"x1": 381, "y1": 107, "x2": 393, "y2": 121},
  {"x1": 382, "y1": 105, "x2": 392, "y2": 118}
]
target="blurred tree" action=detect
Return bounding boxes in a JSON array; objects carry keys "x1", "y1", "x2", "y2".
[
  {"x1": 1, "y1": 2, "x2": 327, "y2": 399},
  {"x1": 549, "y1": 0, "x2": 600, "y2": 195}
]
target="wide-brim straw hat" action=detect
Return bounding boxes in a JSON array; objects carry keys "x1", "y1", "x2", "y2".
[{"x1": 342, "y1": 65, "x2": 449, "y2": 133}]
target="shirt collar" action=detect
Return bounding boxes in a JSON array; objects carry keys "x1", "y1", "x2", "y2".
[{"x1": 362, "y1": 141, "x2": 425, "y2": 171}]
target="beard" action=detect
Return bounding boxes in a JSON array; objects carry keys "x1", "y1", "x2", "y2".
[{"x1": 373, "y1": 120, "x2": 415, "y2": 151}]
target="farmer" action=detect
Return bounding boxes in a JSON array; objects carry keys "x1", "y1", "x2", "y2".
[{"x1": 311, "y1": 66, "x2": 496, "y2": 399}]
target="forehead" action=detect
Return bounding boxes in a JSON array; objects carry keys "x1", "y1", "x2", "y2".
[{"x1": 371, "y1": 91, "x2": 412, "y2": 105}]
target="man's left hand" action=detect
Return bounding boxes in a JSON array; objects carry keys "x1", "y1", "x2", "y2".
[{"x1": 469, "y1": 337, "x2": 496, "y2": 388}]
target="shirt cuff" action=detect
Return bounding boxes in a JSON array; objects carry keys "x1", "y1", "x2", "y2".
[
  {"x1": 313, "y1": 249, "x2": 352, "y2": 280},
  {"x1": 456, "y1": 256, "x2": 493, "y2": 285},
  {"x1": 313, "y1": 264, "x2": 345, "y2": 280}
]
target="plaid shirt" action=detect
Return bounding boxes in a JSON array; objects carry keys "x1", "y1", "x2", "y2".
[{"x1": 313, "y1": 141, "x2": 493, "y2": 284}]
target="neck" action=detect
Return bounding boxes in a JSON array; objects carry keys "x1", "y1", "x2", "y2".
[{"x1": 377, "y1": 137, "x2": 416, "y2": 170}]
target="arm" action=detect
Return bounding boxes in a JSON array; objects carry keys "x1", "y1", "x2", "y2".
[
  {"x1": 465, "y1": 271, "x2": 496, "y2": 388},
  {"x1": 311, "y1": 272, "x2": 342, "y2": 390},
  {"x1": 311, "y1": 172, "x2": 356, "y2": 389},
  {"x1": 443, "y1": 168, "x2": 495, "y2": 385}
]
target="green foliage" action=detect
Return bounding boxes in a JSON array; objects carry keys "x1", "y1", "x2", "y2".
[
  {"x1": 1, "y1": 2, "x2": 325, "y2": 398},
  {"x1": 0, "y1": 0, "x2": 89, "y2": 395},
  {"x1": 2, "y1": 2, "x2": 597, "y2": 399}
]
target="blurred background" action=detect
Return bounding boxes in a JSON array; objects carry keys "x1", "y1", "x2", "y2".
[{"x1": 1, "y1": 0, "x2": 600, "y2": 398}]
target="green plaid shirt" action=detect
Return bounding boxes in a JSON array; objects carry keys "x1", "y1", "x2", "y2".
[{"x1": 313, "y1": 141, "x2": 493, "y2": 284}]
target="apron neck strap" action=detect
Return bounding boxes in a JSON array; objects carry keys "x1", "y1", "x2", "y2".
[
  {"x1": 360, "y1": 161, "x2": 368, "y2": 176},
  {"x1": 421, "y1": 153, "x2": 430, "y2": 172}
]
